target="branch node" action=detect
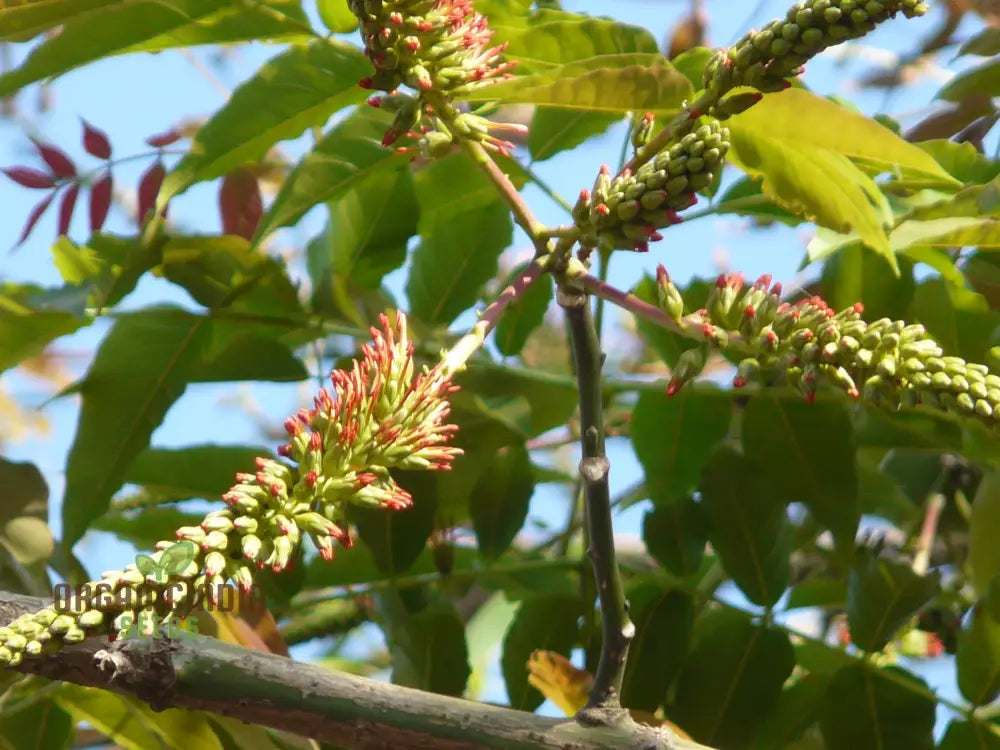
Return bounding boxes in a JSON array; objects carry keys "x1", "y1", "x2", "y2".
[{"x1": 580, "y1": 456, "x2": 610, "y2": 483}]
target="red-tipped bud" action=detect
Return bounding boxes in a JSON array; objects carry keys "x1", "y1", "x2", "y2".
[
  {"x1": 305, "y1": 470, "x2": 318, "y2": 488},
  {"x1": 309, "y1": 432, "x2": 323, "y2": 452},
  {"x1": 744, "y1": 304, "x2": 756, "y2": 318},
  {"x1": 657, "y1": 265, "x2": 669, "y2": 285},
  {"x1": 599, "y1": 164, "x2": 611, "y2": 175},
  {"x1": 595, "y1": 203, "x2": 610, "y2": 216},
  {"x1": 715, "y1": 274, "x2": 727, "y2": 288},
  {"x1": 579, "y1": 189, "x2": 590, "y2": 202},
  {"x1": 853, "y1": 302, "x2": 864, "y2": 314}
]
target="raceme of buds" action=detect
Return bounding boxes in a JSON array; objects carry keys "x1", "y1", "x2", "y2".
[
  {"x1": 655, "y1": 266, "x2": 1000, "y2": 428},
  {"x1": 703, "y1": 0, "x2": 929, "y2": 102},
  {"x1": 574, "y1": 116, "x2": 729, "y2": 252},
  {"x1": 0, "y1": 313, "x2": 461, "y2": 666},
  {"x1": 351, "y1": 0, "x2": 524, "y2": 156}
]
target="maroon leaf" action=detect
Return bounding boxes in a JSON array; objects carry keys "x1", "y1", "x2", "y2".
[
  {"x1": 3, "y1": 166, "x2": 56, "y2": 189},
  {"x1": 30, "y1": 139, "x2": 76, "y2": 178},
  {"x1": 81, "y1": 119, "x2": 112, "y2": 159},
  {"x1": 137, "y1": 161, "x2": 165, "y2": 226},
  {"x1": 58, "y1": 183, "x2": 80, "y2": 237},
  {"x1": 14, "y1": 192, "x2": 55, "y2": 248},
  {"x1": 89, "y1": 171, "x2": 112, "y2": 233},
  {"x1": 219, "y1": 168, "x2": 263, "y2": 240},
  {"x1": 145, "y1": 129, "x2": 182, "y2": 148}
]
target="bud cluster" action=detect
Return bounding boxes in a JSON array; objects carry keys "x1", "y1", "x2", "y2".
[
  {"x1": 703, "y1": 0, "x2": 929, "y2": 102},
  {"x1": 573, "y1": 117, "x2": 729, "y2": 252},
  {"x1": 0, "y1": 313, "x2": 461, "y2": 666},
  {"x1": 350, "y1": 0, "x2": 524, "y2": 156},
  {"x1": 656, "y1": 267, "x2": 1000, "y2": 428}
]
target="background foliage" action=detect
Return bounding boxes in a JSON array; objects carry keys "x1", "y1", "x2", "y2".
[{"x1": 3, "y1": 0, "x2": 1000, "y2": 748}]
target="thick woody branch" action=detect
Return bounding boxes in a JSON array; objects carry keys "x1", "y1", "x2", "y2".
[{"x1": 0, "y1": 592, "x2": 715, "y2": 750}]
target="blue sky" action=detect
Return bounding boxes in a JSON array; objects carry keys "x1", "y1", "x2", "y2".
[{"x1": 0, "y1": 0, "x2": 982, "y2": 724}]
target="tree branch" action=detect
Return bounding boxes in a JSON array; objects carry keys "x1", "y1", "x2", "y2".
[
  {"x1": 558, "y1": 288, "x2": 634, "y2": 726},
  {"x1": 0, "y1": 592, "x2": 715, "y2": 750}
]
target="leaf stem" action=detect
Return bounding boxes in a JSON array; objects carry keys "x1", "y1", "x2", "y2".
[
  {"x1": 462, "y1": 139, "x2": 546, "y2": 246},
  {"x1": 559, "y1": 286, "x2": 633, "y2": 725}
]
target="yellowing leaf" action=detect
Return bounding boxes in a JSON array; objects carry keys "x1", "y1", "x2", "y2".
[
  {"x1": 727, "y1": 132, "x2": 895, "y2": 273},
  {"x1": 731, "y1": 89, "x2": 958, "y2": 186},
  {"x1": 525, "y1": 650, "x2": 692, "y2": 739},
  {"x1": 526, "y1": 650, "x2": 592, "y2": 716}
]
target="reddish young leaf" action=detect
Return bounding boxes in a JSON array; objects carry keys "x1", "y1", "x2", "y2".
[
  {"x1": 81, "y1": 120, "x2": 112, "y2": 159},
  {"x1": 219, "y1": 168, "x2": 263, "y2": 240},
  {"x1": 89, "y1": 171, "x2": 112, "y2": 233},
  {"x1": 14, "y1": 192, "x2": 55, "y2": 248},
  {"x1": 58, "y1": 183, "x2": 80, "y2": 237},
  {"x1": 3, "y1": 166, "x2": 56, "y2": 189},
  {"x1": 137, "y1": 161, "x2": 166, "y2": 226},
  {"x1": 30, "y1": 139, "x2": 76, "y2": 178},
  {"x1": 145, "y1": 129, "x2": 182, "y2": 148}
]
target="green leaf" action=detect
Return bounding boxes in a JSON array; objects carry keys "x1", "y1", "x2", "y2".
[
  {"x1": 56, "y1": 686, "x2": 223, "y2": 750},
  {"x1": 317, "y1": 0, "x2": 357, "y2": 32},
  {"x1": 494, "y1": 264, "x2": 553, "y2": 357},
  {"x1": 846, "y1": 547, "x2": 940, "y2": 652},
  {"x1": 0, "y1": 285, "x2": 86, "y2": 374},
  {"x1": 316, "y1": 165, "x2": 416, "y2": 291},
  {"x1": 255, "y1": 129, "x2": 399, "y2": 241},
  {"x1": 630, "y1": 388, "x2": 732, "y2": 506},
  {"x1": 500, "y1": 9, "x2": 658, "y2": 72},
  {"x1": 621, "y1": 580, "x2": 693, "y2": 712},
  {"x1": 124, "y1": 444, "x2": 270, "y2": 501},
  {"x1": 93, "y1": 507, "x2": 203, "y2": 550},
  {"x1": 892, "y1": 217, "x2": 1000, "y2": 254},
  {"x1": 726, "y1": 131, "x2": 895, "y2": 272},
  {"x1": 938, "y1": 57, "x2": 1000, "y2": 103},
  {"x1": 470, "y1": 445, "x2": 535, "y2": 560},
  {"x1": 751, "y1": 674, "x2": 829, "y2": 750},
  {"x1": 0, "y1": 0, "x2": 121, "y2": 42},
  {"x1": 733, "y1": 90, "x2": 957, "y2": 184},
  {"x1": 957, "y1": 590, "x2": 1000, "y2": 706},
  {"x1": 61, "y1": 309, "x2": 304, "y2": 545},
  {"x1": 698, "y1": 445, "x2": 792, "y2": 607},
  {"x1": 0, "y1": 458, "x2": 52, "y2": 567},
  {"x1": 820, "y1": 665, "x2": 935, "y2": 750},
  {"x1": 457, "y1": 365, "x2": 577, "y2": 437},
  {"x1": 527, "y1": 108, "x2": 621, "y2": 162},
  {"x1": 160, "y1": 235, "x2": 302, "y2": 316},
  {"x1": 119, "y1": 1, "x2": 313, "y2": 52},
  {"x1": 388, "y1": 604, "x2": 471, "y2": 696},
  {"x1": 0, "y1": 0, "x2": 230, "y2": 96},
  {"x1": 670, "y1": 47, "x2": 714, "y2": 89},
  {"x1": 672, "y1": 608, "x2": 795, "y2": 748},
  {"x1": 0, "y1": 698, "x2": 72, "y2": 750},
  {"x1": 406, "y1": 154, "x2": 513, "y2": 326},
  {"x1": 785, "y1": 577, "x2": 847, "y2": 610},
  {"x1": 917, "y1": 140, "x2": 1000, "y2": 186},
  {"x1": 353, "y1": 471, "x2": 438, "y2": 576},
  {"x1": 972, "y1": 471, "x2": 1000, "y2": 595},
  {"x1": 714, "y1": 176, "x2": 804, "y2": 226},
  {"x1": 821, "y1": 245, "x2": 915, "y2": 322},
  {"x1": 642, "y1": 497, "x2": 709, "y2": 578},
  {"x1": 742, "y1": 397, "x2": 859, "y2": 557},
  {"x1": 461, "y1": 54, "x2": 693, "y2": 113},
  {"x1": 959, "y1": 26, "x2": 1000, "y2": 57},
  {"x1": 161, "y1": 39, "x2": 370, "y2": 203},
  {"x1": 501, "y1": 594, "x2": 581, "y2": 711},
  {"x1": 939, "y1": 720, "x2": 1000, "y2": 750}
]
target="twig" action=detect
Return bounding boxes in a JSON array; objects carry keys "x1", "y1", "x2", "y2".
[
  {"x1": 912, "y1": 493, "x2": 945, "y2": 577},
  {"x1": 462, "y1": 139, "x2": 546, "y2": 244},
  {"x1": 559, "y1": 288, "x2": 634, "y2": 726},
  {"x1": 578, "y1": 272, "x2": 749, "y2": 348}
]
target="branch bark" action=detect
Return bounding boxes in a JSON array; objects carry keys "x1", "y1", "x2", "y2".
[
  {"x1": 559, "y1": 288, "x2": 634, "y2": 727},
  {"x1": 0, "y1": 592, "x2": 717, "y2": 750}
]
